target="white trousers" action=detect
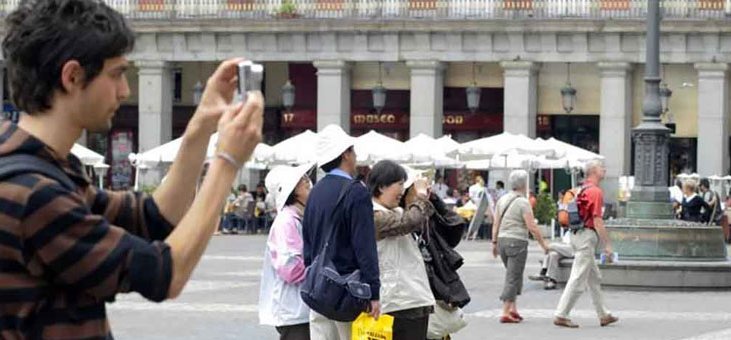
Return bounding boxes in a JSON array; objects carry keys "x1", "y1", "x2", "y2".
[
  {"x1": 554, "y1": 228, "x2": 610, "y2": 319},
  {"x1": 309, "y1": 310, "x2": 351, "y2": 340}
]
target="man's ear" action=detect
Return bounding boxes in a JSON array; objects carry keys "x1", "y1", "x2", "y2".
[{"x1": 60, "y1": 60, "x2": 84, "y2": 93}]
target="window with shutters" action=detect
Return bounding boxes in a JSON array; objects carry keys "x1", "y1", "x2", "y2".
[
  {"x1": 699, "y1": 0, "x2": 724, "y2": 10},
  {"x1": 503, "y1": 0, "x2": 532, "y2": 10},
  {"x1": 316, "y1": 0, "x2": 344, "y2": 11},
  {"x1": 600, "y1": 0, "x2": 631, "y2": 10},
  {"x1": 227, "y1": 0, "x2": 255, "y2": 11},
  {"x1": 138, "y1": 0, "x2": 165, "y2": 11},
  {"x1": 409, "y1": 0, "x2": 437, "y2": 10}
]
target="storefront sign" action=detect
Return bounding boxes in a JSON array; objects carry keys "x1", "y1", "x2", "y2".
[
  {"x1": 442, "y1": 115, "x2": 465, "y2": 125},
  {"x1": 442, "y1": 112, "x2": 503, "y2": 133},
  {"x1": 351, "y1": 110, "x2": 409, "y2": 130},
  {"x1": 353, "y1": 113, "x2": 398, "y2": 125},
  {"x1": 281, "y1": 109, "x2": 317, "y2": 129}
]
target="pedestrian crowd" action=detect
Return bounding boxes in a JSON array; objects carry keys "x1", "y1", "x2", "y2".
[
  {"x1": 0, "y1": 0, "x2": 624, "y2": 338},
  {"x1": 672, "y1": 178, "x2": 729, "y2": 225},
  {"x1": 257, "y1": 125, "x2": 620, "y2": 339}
]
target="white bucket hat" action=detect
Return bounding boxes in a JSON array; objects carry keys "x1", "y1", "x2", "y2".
[
  {"x1": 316, "y1": 124, "x2": 355, "y2": 167},
  {"x1": 265, "y1": 162, "x2": 315, "y2": 212},
  {"x1": 402, "y1": 165, "x2": 425, "y2": 189}
]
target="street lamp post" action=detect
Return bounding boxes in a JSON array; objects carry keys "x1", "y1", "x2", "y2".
[{"x1": 628, "y1": 0, "x2": 673, "y2": 218}]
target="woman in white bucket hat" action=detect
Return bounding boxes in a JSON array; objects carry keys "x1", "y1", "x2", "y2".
[{"x1": 259, "y1": 162, "x2": 315, "y2": 340}]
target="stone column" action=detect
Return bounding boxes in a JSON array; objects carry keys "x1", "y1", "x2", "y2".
[
  {"x1": 599, "y1": 62, "x2": 633, "y2": 203},
  {"x1": 501, "y1": 61, "x2": 539, "y2": 138},
  {"x1": 407, "y1": 60, "x2": 445, "y2": 138},
  {"x1": 314, "y1": 60, "x2": 351, "y2": 132},
  {"x1": 136, "y1": 60, "x2": 173, "y2": 154},
  {"x1": 695, "y1": 63, "x2": 730, "y2": 177}
]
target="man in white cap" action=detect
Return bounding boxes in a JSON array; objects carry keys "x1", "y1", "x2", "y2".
[{"x1": 303, "y1": 125, "x2": 381, "y2": 339}]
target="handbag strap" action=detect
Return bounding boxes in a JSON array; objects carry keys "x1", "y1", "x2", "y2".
[
  {"x1": 319, "y1": 179, "x2": 359, "y2": 256},
  {"x1": 499, "y1": 195, "x2": 520, "y2": 223}
]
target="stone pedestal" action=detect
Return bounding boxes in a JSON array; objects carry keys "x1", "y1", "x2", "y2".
[{"x1": 628, "y1": 122, "x2": 673, "y2": 219}]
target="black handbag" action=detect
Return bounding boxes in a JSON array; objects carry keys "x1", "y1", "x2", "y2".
[{"x1": 300, "y1": 180, "x2": 372, "y2": 322}]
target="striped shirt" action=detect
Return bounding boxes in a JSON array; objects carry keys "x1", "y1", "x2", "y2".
[{"x1": 0, "y1": 122, "x2": 173, "y2": 339}]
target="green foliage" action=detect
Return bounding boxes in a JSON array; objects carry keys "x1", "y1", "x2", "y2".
[
  {"x1": 277, "y1": 0, "x2": 297, "y2": 16},
  {"x1": 140, "y1": 185, "x2": 157, "y2": 195},
  {"x1": 534, "y1": 192, "x2": 557, "y2": 225}
]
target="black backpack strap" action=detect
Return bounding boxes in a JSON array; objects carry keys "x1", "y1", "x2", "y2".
[
  {"x1": 320, "y1": 179, "x2": 359, "y2": 254},
  {"x1": 0, "y1": 154, "x2": 76, "y2": 191}
]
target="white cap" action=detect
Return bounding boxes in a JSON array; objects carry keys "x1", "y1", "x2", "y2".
[
  {"x1": 316, "y1": 125, "x2": 355, "y2": 167},
  {"x1": 265, "y1": 162, "x2": 315, "y2": 212},
  {"x1": 402, "y1": 165, "x2": 425, "y2": 189}
]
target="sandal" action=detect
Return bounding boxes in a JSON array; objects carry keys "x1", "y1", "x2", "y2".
[
  {"x1": 510, "y1": 312, "x2": 524, "y2": 321},
  {"x1": 500, "y1": 315, "x2": 521, "y2": 323},
  {"x1": 553, "y1": 317, "x2": 579, "y2": 328}
]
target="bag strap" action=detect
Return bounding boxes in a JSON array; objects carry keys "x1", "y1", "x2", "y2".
[
  {"x1": 499, "y1": 195, "x2": 520, "y2": 223},
  {"x1": 320, "y1": 179, "x2": 358, "y2": 255},
  {"x1": 0, "y1": 154, "x2": 75, "y2": 191}
]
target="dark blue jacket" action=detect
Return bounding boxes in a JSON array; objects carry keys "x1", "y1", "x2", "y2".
[{"x1": 303, "y1": 174, "x2": 380, "y2": 300}]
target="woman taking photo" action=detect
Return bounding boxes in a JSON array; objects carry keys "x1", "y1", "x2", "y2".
[
  {"x1": 367, "y1": 160, "x2": 435, "y2": 339},
  {"x1": 259, "y1": 163, "x2": 314, "y2": 340},
  {"x1": 492, "y1": 170, "x2": 549, "y2": 324}
]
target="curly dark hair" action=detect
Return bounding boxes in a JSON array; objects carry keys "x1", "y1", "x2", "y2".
[{"x1": 2, "y1": 0, "x2": 135, "y2": 114}]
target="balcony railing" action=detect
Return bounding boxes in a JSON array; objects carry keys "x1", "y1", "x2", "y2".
[{"x1": 0, "y1": 0, "x2": 729, "y2": 20}]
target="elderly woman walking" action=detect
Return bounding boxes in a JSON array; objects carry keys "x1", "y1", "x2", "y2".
[
  {"x1": 367, "y1": 160, "x2": 436, "y2": 339},
  {"x1": 491, "y1": 170, "x2": 549, "y2": 323}
]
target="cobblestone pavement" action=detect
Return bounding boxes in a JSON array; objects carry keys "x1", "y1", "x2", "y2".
[{"x1": 108, "y1": 235, "x2": 731, "y2": 340}]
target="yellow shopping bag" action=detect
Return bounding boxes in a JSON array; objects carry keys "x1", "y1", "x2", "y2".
[{"x1": 351, "y1": 312, "x2": 394, "y2": 340}]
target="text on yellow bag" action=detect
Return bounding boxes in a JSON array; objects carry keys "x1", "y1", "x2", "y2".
[{"x1": 351, "y1": 313, "x2": 395, "y2": 340}]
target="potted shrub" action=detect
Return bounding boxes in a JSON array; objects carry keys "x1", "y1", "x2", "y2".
[
  {"x1": 275, "y1": 0, "x2": 299, "y2": 18},
  {"x1": 534, "y1": 192, "x2": 557, "y2": 237}
]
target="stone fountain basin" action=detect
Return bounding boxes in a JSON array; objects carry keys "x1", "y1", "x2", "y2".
[
  {"x1": 605, "y1": 219, "x2": 728, "y2": 261},
  {"x1": 549, "y1": 221, "x2": 731, "y2": 288}
]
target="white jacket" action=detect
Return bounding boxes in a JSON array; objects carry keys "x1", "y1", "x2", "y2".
[
  {"x1": 258, "y1": 206, "x2": 309, "y2": 326},
  {"x1": 373, "y1": 201, "x2": 436, "y2": 314}
]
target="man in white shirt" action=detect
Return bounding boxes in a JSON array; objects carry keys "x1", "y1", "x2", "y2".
[
  {"x1": 433, "y1": 176, "x2": 450, "y2": 200},
  {"x1": 669, "y1": 179, "x2": 683, "y2": 204},
  {"x1": 469, "y1": 176, "x2": 486, "y2": 205}
]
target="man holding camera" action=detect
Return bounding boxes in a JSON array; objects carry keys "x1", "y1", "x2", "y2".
[{"x1": 0, "y1": 0, "x2": 263, "y2": 337}]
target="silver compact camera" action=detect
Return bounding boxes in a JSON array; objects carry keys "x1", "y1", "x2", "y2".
[{"x1": 237, "y1": 61, "x2": 264, "y2": 103}]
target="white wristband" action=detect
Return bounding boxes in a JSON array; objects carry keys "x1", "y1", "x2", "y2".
[{"x1": 215, "y1": 151, "x2": 241, "y2": 169}]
